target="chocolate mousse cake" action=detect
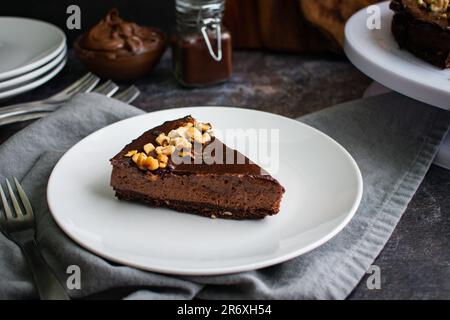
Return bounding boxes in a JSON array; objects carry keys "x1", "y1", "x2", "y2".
[
  {"x1": 390, "y1": 0, "x2": 450, "y2": 68},
  {"x1": 110, "y1": 116, "x2": 285, "y2": 220}
]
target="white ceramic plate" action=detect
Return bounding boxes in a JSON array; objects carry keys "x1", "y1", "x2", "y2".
[
  {"x1": 0, "y1": 17, "x2": 66, "y2": 81},
  {"x1": 48, "y1": 108, "x2": 363, "y2": 275},
  {"x1": 0, "y1": 57, "x2": 66, "y2": 100},
  {"x1": 344, "y1": 1, "x2": 450, "y2": 110},
  {"x1": 0, "y1": 47, "x2": 66, "y2": 91}
]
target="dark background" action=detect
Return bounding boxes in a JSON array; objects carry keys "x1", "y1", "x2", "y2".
[{"x1": 0, "y1": 0, "x2": 176, "y2": 45}]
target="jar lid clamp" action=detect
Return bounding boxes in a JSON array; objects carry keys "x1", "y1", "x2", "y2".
[{"x1": 197, "y1": 3, "x2": 223, "y2": 62}]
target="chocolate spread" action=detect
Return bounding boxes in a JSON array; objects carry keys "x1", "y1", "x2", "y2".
[
  {"x1": 78, "y1": 9, "x2": 163, "y2": 59},
  {"x1": 74, "y1": 9, "x2": 166, "y2": 81}
]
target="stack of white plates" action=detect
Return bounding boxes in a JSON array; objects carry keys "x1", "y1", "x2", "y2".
[{"x1": 0, "y1": 17, "x2": 66, "y2": 101}]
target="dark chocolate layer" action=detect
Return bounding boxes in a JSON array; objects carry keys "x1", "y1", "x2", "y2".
[{"x1": 111, "y1": 116, "x2": 275, "y2": 178}]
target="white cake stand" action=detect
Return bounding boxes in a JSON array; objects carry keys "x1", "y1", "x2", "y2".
[{"x1": 344, "y1": 1, "x2": 450, "y2": 169}]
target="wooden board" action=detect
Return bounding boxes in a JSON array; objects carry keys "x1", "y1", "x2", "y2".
[{"x1": 224, "y1": 0, "x2": 382, "y2": 52}]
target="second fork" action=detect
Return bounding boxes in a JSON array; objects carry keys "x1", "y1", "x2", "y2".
[{"x1": 0, "y1": 178, "x2": 70, "y2": 300}]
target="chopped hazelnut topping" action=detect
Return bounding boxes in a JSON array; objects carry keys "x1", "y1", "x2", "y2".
[
  {"x1": 196, "y1": 122, "x2": 212, "y2": 132},
  {"x1": 157, "y1": 153, "x2": 169, "y2": 163},
  {"x1": 143, "y1": 143, "x2": 155, "y2": 155},
  {"x1": 168, "y1": 126, "x2": 189, "y2": 139},
  {"x1": 186, "y1": 127, "x2": 203, "y2": 143},
  {"x1": 130, "y1": 119, "x2": 214, "y2": 171},
  {"x1": 143, "y1": 156, "x2": 159, "y2": 171},
  {"x1": 170, "y1": 136, "x2": 192, "y2": 150},
  {"x1": 132, "y1": 152, "x2": 148, "y2": 170},
  {"x1": 132, "y1": 153, "x2": 140, "y2": 163},
  {"x1": 418, "y1": 0, "x2": 449, "y2": 13},
  {"x1": 178, "y1": 150, "x2": 193, "y2": 158},
  {"x1": 156, "y1": 145, "x2": 176, "y2": 156},
  {"x1": 156, "y1": 133, "x2": 170, "y2": 146},
  {"x1": 124, "y1": 150, "x2": 138, "y2": 157},
  {"x1": 159, "y1": 161, "x2": 168, "y2": 169},
  {"x1": 202, "y1": 132, "x2": 212, "y2": 144},
  {"x1": 168, "y1": 129, "x2": 180, "y2": 139}
]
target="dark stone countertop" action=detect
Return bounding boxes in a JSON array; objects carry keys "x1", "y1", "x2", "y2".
[{"x1": 0, "y1": 51, "x2": 449, "y2": 299}]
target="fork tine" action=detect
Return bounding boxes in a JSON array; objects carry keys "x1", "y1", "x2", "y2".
[
  {"x1": 112, "y1": 86, "x2": 132, "y2": 100},
  {"x1": 125, "y1": 89, "x2": 141, "y2": 104},
  {"x1": 117, "y1": 85, "x2": 138, "y2": 99},
  {"x1": 13, "y1": 177, "x2": 33, "y2": 218},
  {"x1": 64, "y1": 73, "x2": 96, "y2": 95},
  {"x1": 93, "y1": 80, "x2": 119, "y2": 97},
  {"x1": 50, "y1": 73, "x2": 93, "y2": 98},
  {"x1": 68, "y1": 75, "x2": 100, "y2": 96},
  {"x1": 49, "y1": 74, "x2": 100, "y2": 102},
  {"x1": 0, "y1": 183, "x2": 14, "y2": 220},
  {"x1": 114, "y1": 86, "x2": 140, "y2": 103},
  {"x1": 5, "y1": 179, "x2": 24, "y2": 219},
  {"x1": 93, "y1": 80, "x2": 112, "y2": 93}
]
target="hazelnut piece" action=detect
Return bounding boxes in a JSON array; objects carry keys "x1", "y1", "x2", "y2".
[
  {"x1": 159, "y1": 161, "x2": 168, "y2": 169},
  {"x1": 156, "y1": 145, "x2": 176, "y2": 156},
  {"x1": 143, "y1": 156, "x2": 159, "y2": 171},
  {"x1": 132, "y1": 152, "x2": 148, "y2": 170},
  {"x1": 125, "y1": 150, "x2": 138, "y2": 157},
  {"x1": 171, "y1": 137, "x2": 192, "y2": 150},
  {"x1": 157, "y1": 154, "x2": 169, "y2": 163},
  {"x1": 202, "y1": 132, "x2": 212, "y2": 144},
  {"x1": 156, "y1": 133, "x2": 170, "y2": 146},
  {"x1": 186, "y1": 127, "x2": 203, "y2": 143},
  {"x1": 143, "y1": 143, "x2": 155, "y2": 155}
]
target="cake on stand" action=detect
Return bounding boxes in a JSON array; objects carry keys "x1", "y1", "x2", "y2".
[{"x1": 344, "y1": 1, "x2": 450, "y2": 169}]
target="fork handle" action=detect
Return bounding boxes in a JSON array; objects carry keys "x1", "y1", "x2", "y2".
[
  {"x1": 0, "y1": 112, "x2": 50, "y2": 126},
  {"x1": 22, "y1": 240, "x2": 70, "y2": 300},
  {"x1": 0, "y1": 101, "x2": 57, "y2": 122}
]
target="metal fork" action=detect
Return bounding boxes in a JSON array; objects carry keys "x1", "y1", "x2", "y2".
[
  {"x1": 0, "y1": 73, "x2": 100, "y2": 125},
  {"x1": 112, "y1": 85, "x2": 140, "y2": 103},
  {"x1": 46, "y1": 73, "x2": 100, "y2": 102},
  {"x1": 0, "y1": 177, "x2": 70, "y2": 300},
  {"x1": 93, "y1": 80, "x2": 119, "y2": 97},
  {"x1": 0, "y1": 84, "x2": 141, "y2": 126}
]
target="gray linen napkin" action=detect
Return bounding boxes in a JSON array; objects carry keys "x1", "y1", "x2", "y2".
[{"x1": 0, "y1": 92, "x2": 449, "y2": 299}]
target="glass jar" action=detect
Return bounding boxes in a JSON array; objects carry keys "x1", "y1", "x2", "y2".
[{"x1": 172, "y1": 0, "x2": 232, "y2": 87}]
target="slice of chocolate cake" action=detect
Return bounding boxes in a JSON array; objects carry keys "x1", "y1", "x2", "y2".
[
  {"x1": 390, "y1": 0, "x2": 450, "y2": 68},
  {"x1": 110, "y1": 116, "x2": 285, "y2": 220}
]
